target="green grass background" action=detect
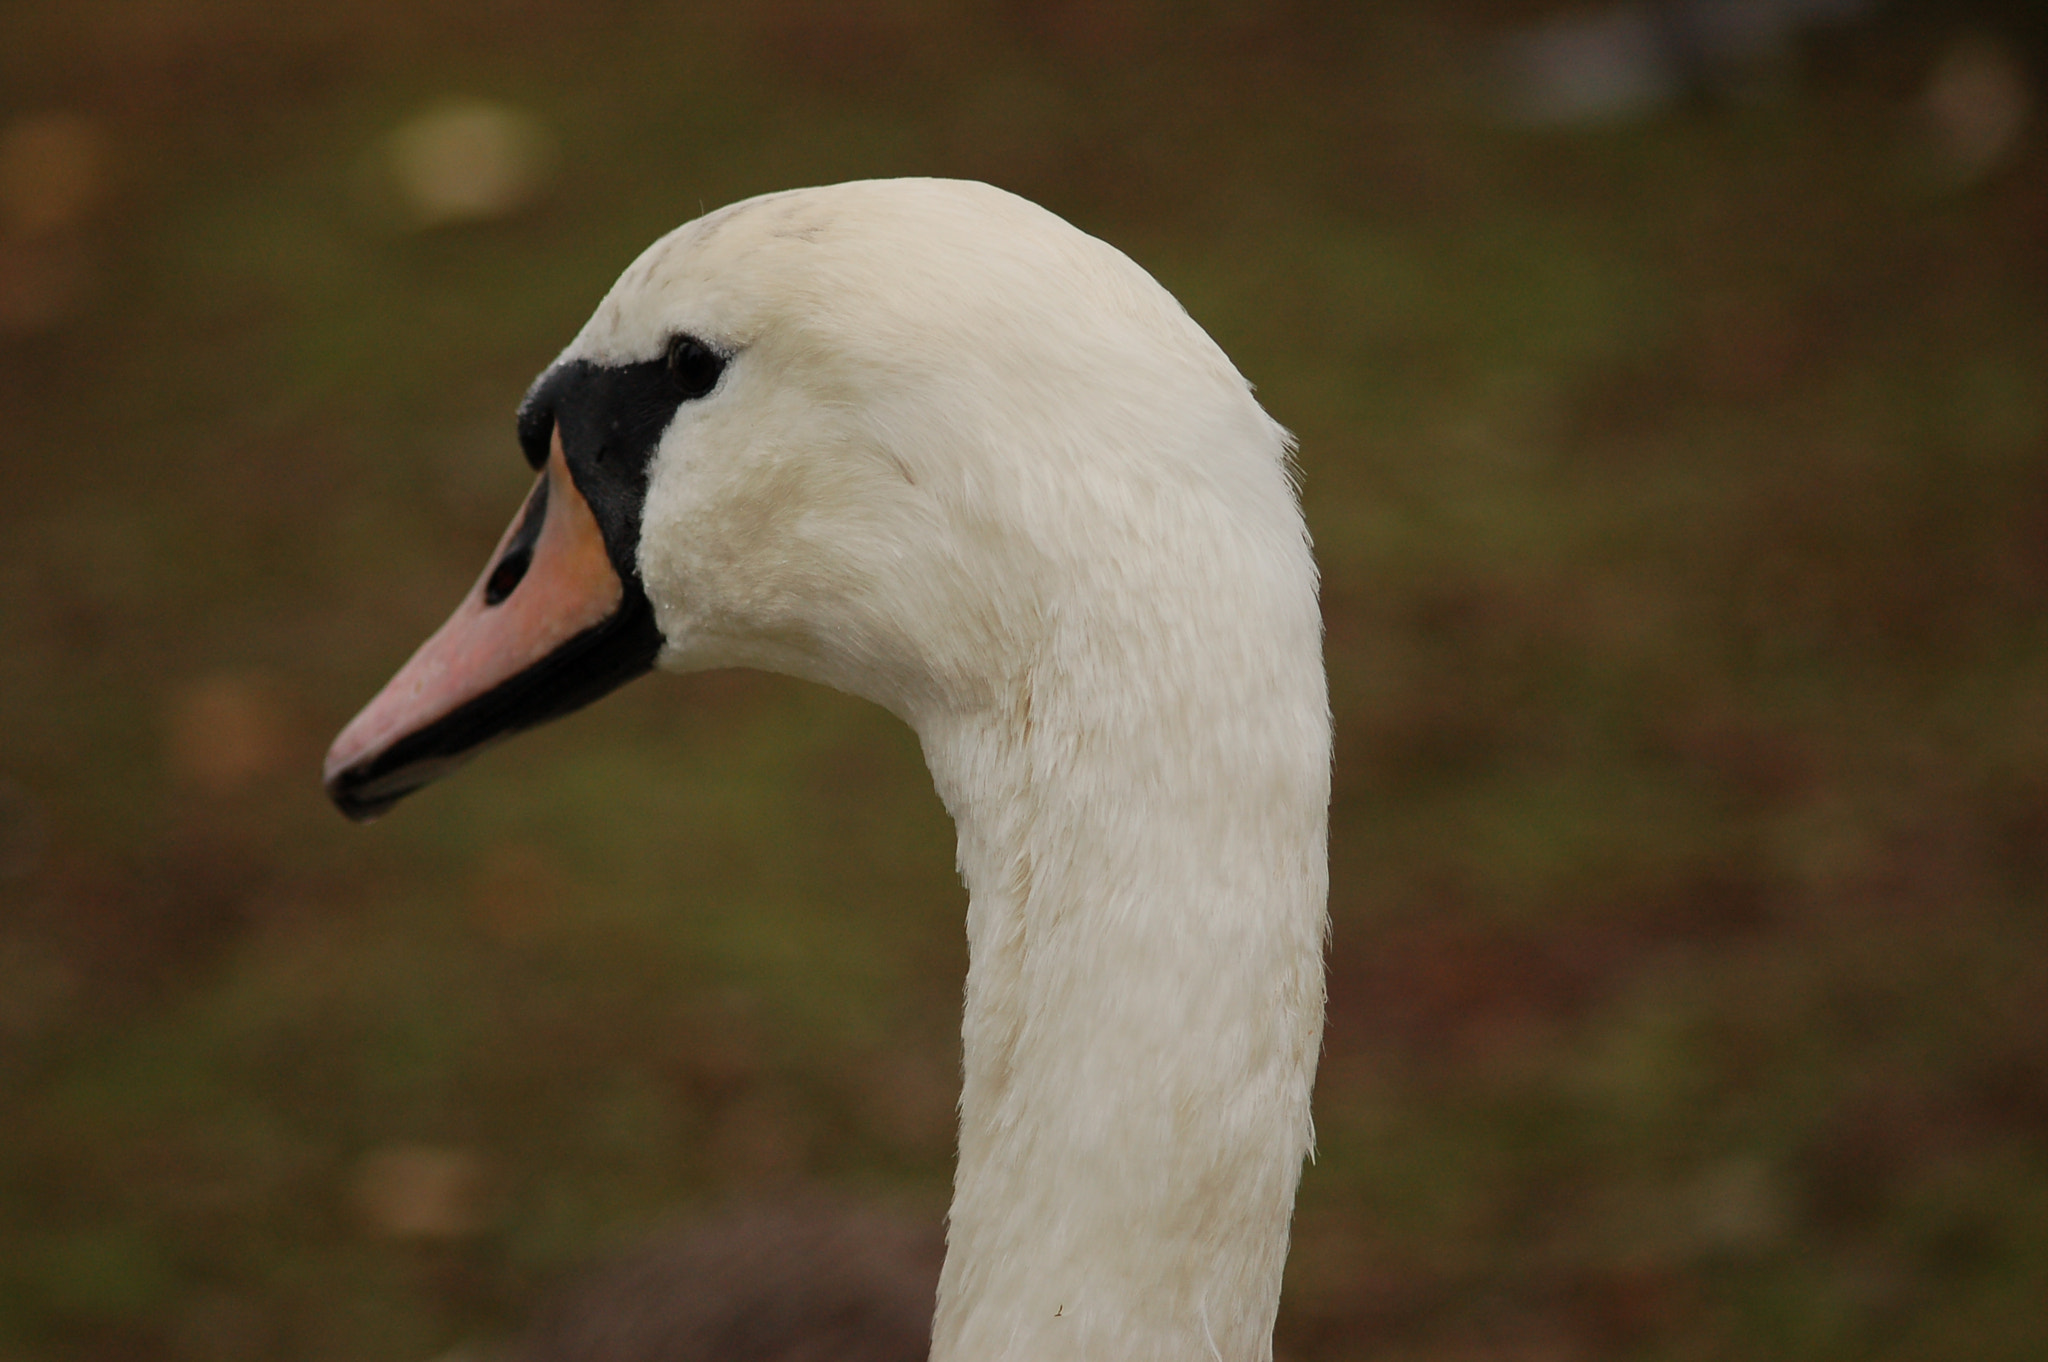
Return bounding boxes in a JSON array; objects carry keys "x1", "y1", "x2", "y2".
[{"x1": 2, "y1": 3, "x2": 2045, "y2": 1359}]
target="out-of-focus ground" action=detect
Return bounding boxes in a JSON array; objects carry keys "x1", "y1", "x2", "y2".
[{"x1": 2, "y1": 2, "x2": 2045, "y2": 1359}]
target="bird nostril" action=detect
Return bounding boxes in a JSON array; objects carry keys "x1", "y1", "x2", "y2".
[
  {"x1": 482, "y1": 473, "x2": 551, "y2": 607},
  {"x1": 484, "y1": 546, "x2": 532, "y2": 605}
]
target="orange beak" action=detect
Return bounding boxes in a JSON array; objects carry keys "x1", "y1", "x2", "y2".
[{"x1": 323, "y1": 432, "x2": 661, "y2": 820}]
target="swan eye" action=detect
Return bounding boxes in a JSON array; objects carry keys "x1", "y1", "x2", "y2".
[{"x1": 666, "y1": 334, "x2": 725, "y2": 399}]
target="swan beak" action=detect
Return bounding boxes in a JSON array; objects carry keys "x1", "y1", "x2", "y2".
[{"x1": 323, "y1": 433, "x2": 661, "y2": 821}]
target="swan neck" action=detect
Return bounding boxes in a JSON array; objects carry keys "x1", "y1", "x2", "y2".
[{"x1": 919, "y1": 644, "x2": 1328, "y2": 1362}]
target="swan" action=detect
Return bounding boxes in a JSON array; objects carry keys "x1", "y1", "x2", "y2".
[{"x1": 324, "y1": 177, "x2": 1330, "y2": 1362}]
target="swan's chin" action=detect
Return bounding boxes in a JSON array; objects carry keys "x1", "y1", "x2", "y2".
[{"x1": 323, "y1": 438, "x2": 662, "y2": 821}]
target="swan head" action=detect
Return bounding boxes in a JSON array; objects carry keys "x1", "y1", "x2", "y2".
[{"x1": 324, "y1": 177, "x2": 1302, "y2": 819}]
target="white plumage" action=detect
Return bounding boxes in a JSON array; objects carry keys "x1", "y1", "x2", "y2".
[{"x1": 604, "y1": 180, "x2": 1330, "y2": 1362}]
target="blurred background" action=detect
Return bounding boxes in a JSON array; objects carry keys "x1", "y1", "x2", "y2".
[{"x1": 3, "y1": 2, "x2": 2046, "y2": 1359}]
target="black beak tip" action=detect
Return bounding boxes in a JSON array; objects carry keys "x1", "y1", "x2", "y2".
[{"x1": 324, "y1": 763, "x2": 424, "y2": 823}]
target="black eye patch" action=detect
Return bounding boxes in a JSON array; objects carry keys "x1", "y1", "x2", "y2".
[{"x1": 514, "y1": 334, "x2": 731, "y2": 584}]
